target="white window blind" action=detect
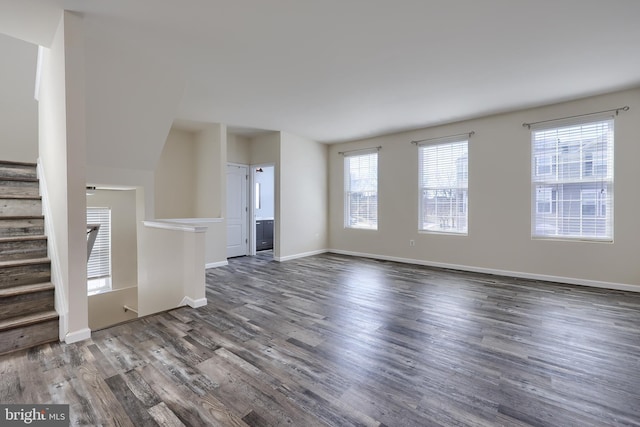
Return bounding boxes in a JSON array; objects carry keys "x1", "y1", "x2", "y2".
[
  {"x1": 344, "y1": 151, "x2": 378, "y2": 229},
  {"x1": 419, "y1": 140, "x2": 468, "y2": 234},
  {"x1": 531, "y1": 118, "x2": 613, "y2": 241},
  {"x1": 87, "y1": 207, "x2": 111, "y2": 279}
]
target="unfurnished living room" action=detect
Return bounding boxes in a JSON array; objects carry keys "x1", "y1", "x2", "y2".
[{"x1": 1, "y1": 1, "x2": 640, "y2": 426}]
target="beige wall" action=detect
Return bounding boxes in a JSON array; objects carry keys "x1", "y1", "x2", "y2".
[
  {"x1": 195, "y1": 123, "x2": 226, "y2": 218},
  {"x1": 88, "y1": 287, "x2": 137, "y2": 330},
  {"x1": 279, "y1": 132, "x2": 328, "y2": 259},
  {"x1": 87, "y1": 189, "x2": 138, "y2": 288},
  {"x1": 155, "y1": 124, "x2": 227, "y2": 265},
  {"x1": 138, "y1": 224, "x2": 206, "y2": 316},
  {"x1": 249, "y1": 132, "x2": 280, "y2": 165},
  {"x1": 329, "y1": 88, "x2": 640, "y2": 289},
  {"x1": 227, "y1": 133, "x2": 251, "y2": 165},
  {"x1": 155, "y1": 128, "x2": 197, "y2": 218}
]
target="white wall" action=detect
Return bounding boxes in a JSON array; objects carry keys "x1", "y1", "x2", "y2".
[
  {"x1": 279, "y1": 132, "x2": 328, "y2": 260},
  {"x1": 83, "y1": 15, "x2": 184, "y2": 172},
  {"x1": 329, "y1": 88, "x2": 640, "y2": 290},
  {"x1": 0, "y1": 33, "x2": 38, "y2": 163},
  {"x1": 38, "y1": 12, "x2": 89, "y2": 343},
  {"x1": 0, "y1": 1, "x2": 60, "y2": 47}
]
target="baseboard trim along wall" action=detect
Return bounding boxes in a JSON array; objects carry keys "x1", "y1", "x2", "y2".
[
  {"x1": 275, "y1": 249, "x2": 329, "y2": 262},
  {"x1": 206, "y1": 261, "x2": 229, "y2": 269},
  {"x1": 181, "y1": 297, "x2": 208, "y2": 308},
  {"x1": 329, "y1": 249, "x2": 640, "y2": 294},
  {"x1": 65, "y1": 327, "x2": 92, "y2": 344}
]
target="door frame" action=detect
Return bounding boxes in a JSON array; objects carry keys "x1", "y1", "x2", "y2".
[
  {"x1": 249, "y1": 163, "x2": 275, "y2": 257},
  {"x1": 226, "y1": 163, "x2": 249, "y2": 258}
]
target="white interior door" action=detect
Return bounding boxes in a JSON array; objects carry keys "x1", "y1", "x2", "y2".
[{"x1": 226, "y1": 164, "x2": 248, "y2": 258}]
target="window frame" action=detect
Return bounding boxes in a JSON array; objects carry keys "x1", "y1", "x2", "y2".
[
  {"x1": 418, "y1": 137, "x2": 469, "y2": 235},
  {"x1": 87, "y1": 207, "x2": 112, "y2": 295},
  {"x1": 530, "y1": 117, "x2": 614, "y2": 242},
  {"x1": 343, "y1": 150, "x2": 379, "y2": 230}
]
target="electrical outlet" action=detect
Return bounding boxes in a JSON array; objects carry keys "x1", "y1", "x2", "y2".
[{"x1": 409, "y1": 240, "x2": 415, "y2": 247}]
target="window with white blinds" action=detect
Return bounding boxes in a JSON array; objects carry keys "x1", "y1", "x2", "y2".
[
  {"x1": 419, "y1": 140, "x2": 468, "y2": 234},
  {"x1": 87, "y1": 207, "x2": 112, "y2": 280},
  {"x1": 344, "y1": 151, "x2": 378, "y2": 230},
  {"x1": 531, "y1": 118, "x2": 613, "y2": 241}
]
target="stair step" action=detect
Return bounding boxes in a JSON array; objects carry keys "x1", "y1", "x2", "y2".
[
  {"x1": 0, "y1": 179, "x2": 39, "y2": 197},
  {"x1": 0, "y1": 160, "x2": 57, "y2": 356},
  {"x1": 0, "y1": 257, "x2": 51, "y2": 289},
  {"x1": 0, "y1": 216, "x2": 45, "y2": 237},
  {"x1": 0, "y1": 282, "x2": 54, "y2": 321},
  {"x1": 0, "y1": 197, "x2": 42, "y2": 216},
  {"x1": 0, "y1": 235, "x2": 47, "y2": 261},
  {"x1": 0, "y1": 281, "x2": 54, "y2": 297},
  {"x1": 0, "y1": 161, "x2": 37, "y2": 181},
  {"x1": 0, "y1": 193, "x2": 41, "y2": 200},
  {"x1": 0, "y1": 310, "x2": 58, "y2": 355}
]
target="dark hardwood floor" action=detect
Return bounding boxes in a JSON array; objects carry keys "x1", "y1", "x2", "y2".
[{"x1": 2, "y1": 252, "x2": 640, "y2": 426}]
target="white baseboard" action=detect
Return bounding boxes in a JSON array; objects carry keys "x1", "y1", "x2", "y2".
[
  {"x1": 181, "y1": 297, "x2": 208, "y2": 308},
  {"x1": 329, "y1": 249, "x2": 640, "y2": 293},
  {"x1": 65, "y1": 328, "x2": 91, "y2": 344},
  {"x1": 206, "y1": 261, "x2": 228, "y2": 269},
  {"x1": 275, "y1": 249, "x2": 329, "y2": 262}
]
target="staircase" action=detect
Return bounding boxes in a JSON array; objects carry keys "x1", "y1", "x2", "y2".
[{"x1": 0, "y1": 161, "x2": 58, "y2": 355}]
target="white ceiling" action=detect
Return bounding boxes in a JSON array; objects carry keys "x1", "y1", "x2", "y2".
[{"x1": 8, "y1": 0, "x2": 640, "y2": 143}]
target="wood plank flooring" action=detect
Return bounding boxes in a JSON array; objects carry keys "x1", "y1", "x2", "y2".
[{"x1": 1, "y1": 252, "x2": 640, "y2": 426}]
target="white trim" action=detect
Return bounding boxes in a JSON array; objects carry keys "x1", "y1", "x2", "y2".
[
  {"x1": 206, "y1": 261, "x2": 229, "y2": 269},
  {"x1": 275, "y1": 249, "x2": 328, "y2": 262},
  {"x1": 226, "y1": 163, "x2": 250, "y2": 258},
  {"x1": 143, "y1": 220, "x2": 207, "y2": 233},
  {"x1": 160, "y1": 217, "x2": 223, "y2": 224},
  {"x1": 34, "y1": 46, "x2": 44, "y2": 101},
  {"x1": 180, "y1": 297, "x2": 208, "y2": 308},
  {"x1": 329, "y1": 249, "x2": 640, "y2": 293},
  {"x1": 65, "y1": 327, "x2": 91, "y2": 344},
  {"x1": 37, "y1": 160, "x2": 66, "y2": 341}
]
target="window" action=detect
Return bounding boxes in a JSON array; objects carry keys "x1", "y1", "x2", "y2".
[
  {"x1": 419, "y1": 139, "x2": 468, "y2": 234},
  {"x1": 531, "y1": 118, "x2": 613, "y2": 240},
  {"x1": 536, "y1": 188, "x2": 555, "y2": 214},
  {"x1": 87, "y1": 207, "x2": 112, "y2": 294},
  {"x1": 344, "y1": 151, "x2": 378, "y2": 229}
]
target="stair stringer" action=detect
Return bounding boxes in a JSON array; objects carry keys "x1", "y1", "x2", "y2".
[{"x1": 37, "y1": 159, "x2": 66, "y2": 341}]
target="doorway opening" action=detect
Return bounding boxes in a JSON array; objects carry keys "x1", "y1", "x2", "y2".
[{"x1": 251, "y1": 164, "x2": 275, "y2": 258}]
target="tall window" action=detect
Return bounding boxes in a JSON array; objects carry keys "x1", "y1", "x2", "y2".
[
  {"x1": 531, "y1": 118, "x2": 613, "y2": 241},
  {"x1": 87, "y1": 207, "x2": 112, "y2": 294},
  {"x1": 344, "y1": 151, "x2": 378, "y2": 229},
  {"x1": 419, "y1": 139, "x2": 468, "y2": 234}
]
